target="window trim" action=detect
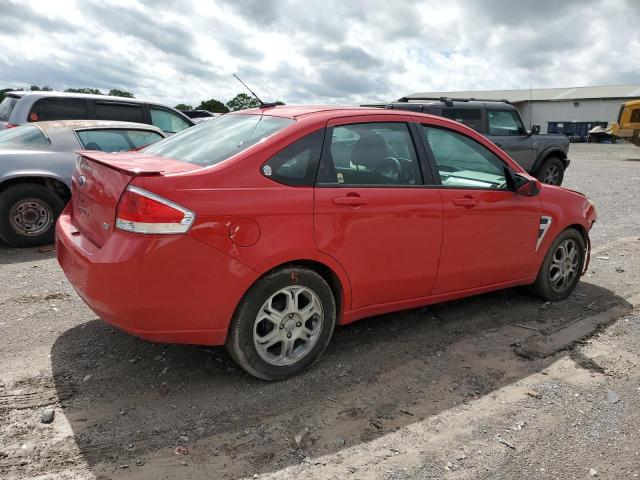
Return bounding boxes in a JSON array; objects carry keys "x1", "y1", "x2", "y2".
[
  {"x1": 314, "y1": 121, "x2": 431, "y2": 188},
  {"x1": 417, "y1": 123, "x2": 515, "y2": 192}
]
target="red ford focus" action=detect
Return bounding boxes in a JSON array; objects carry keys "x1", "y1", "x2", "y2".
[{"x1": 57, "y1": 106, "x2": 596, "y2": 380}]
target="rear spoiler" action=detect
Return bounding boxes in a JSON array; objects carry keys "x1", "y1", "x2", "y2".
[{"x1": 75, "y1": 150, "x2": 199, "y2": 176}]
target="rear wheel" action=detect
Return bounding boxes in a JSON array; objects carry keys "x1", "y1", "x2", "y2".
[
  {"x1": 226, "y1": 267, "x2": 336, "y2": 380},
  {"x1": 536, "y1": 156, "x2": 565, "y2": 186},
  {"x1": 528, "y1": 228, "x2": 585, "y2": 301},
  {"x1": 0, "y1": 184, "x2": 65, "y2": 247}
]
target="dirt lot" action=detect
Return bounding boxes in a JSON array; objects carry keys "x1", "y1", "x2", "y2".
[{"x1": 1, "y1": 143, "x2": 639, "y2": 480}]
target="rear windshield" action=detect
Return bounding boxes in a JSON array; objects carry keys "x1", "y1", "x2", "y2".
[
  {"x1": 0, "y1": 125, "x2": 50, "y2": 146},
  {"x1": 0, "y1": 96, "x2": 18, "y2": 121},
  {"x1": 143, "y1": 114, "x2": 294, "y2": 166}
]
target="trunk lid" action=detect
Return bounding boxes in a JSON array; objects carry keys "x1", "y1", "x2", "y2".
[{"x1": 71, "y1": 150, "x2": 199, "y2": 247}]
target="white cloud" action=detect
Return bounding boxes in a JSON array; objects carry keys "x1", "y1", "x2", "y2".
[{"x1": 0, "y1": 0, "x2": 638, "y2": 108}]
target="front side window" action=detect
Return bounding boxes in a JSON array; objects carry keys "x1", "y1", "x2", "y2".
[
  {"x1": 262, "y1": 129, "x2": 324, "y2": 186},
  {"x1": 317, "y1": 122, "x2": 422, "y2": 186},
  {"x1": 76, "y1": 129, "x2": 163, "y2": 152},
  {"x1": 630, "y1": 108, "x2": 640, "y2": 124},
  {"x1": 143, "y1": 114, "x2": 294, "y2": 166},
  {"x1": 441, "y1": 108, "x2": 482, "y2": 131},
  {"x1": 487, "y1": 110, "x2": 525, "y2": 136},
  {"x1": 94, "y1": 102, "x2": 144, "y2": 123},
  {"x1": 149, "y1": 107, "x2": 191, "y2": 134},
  {"x1": 0, "y1": 125, "x2": 50, "y2": 146},
  {"x1": 29, "y1": 98, "x2": 87, "y2": 122},
  {"x1": 422, "y1": 126, "x2": 507, "y2": 189}
]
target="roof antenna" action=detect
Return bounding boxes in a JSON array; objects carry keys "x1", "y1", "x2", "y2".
[{"x1": 233, "y1": 74, "x2": 277, "y2": 109}]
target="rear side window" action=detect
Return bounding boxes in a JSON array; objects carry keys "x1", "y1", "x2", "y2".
[
  {"x1": 29, "y1": 98, "x2": 87, "y2": 122},
  {"x1": 0, "y1": 125, "x2": 50, "y2": 146},
  {"x1": 0, "y1": 96, "x2": 18, "y2": 121},
  {"x1": 94, "y1": 102, "x2": 144, "y2": 123},
  {"x1": 76, "y1": 129, "x2": 163, "y2": 152},
  {"x1": 262, "y1": 129, "x2": 324, "y2": 186},
  {"x1": 149, "y1": 107, "x2": 191, "y2": 134},
  {"x1": 441, "y1": 108, "x2": 482, "y2": 131}
]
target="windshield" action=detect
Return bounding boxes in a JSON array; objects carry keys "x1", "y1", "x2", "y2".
[
  {"x1": 143, "y1": 114, "x2": 294, "y2": 166},
  {"x1": 0, "y1": 125, "x2": 50, "y2": 146},
  {"x1": 0, "y1": 96, "x2": 18, "y2": 122}
]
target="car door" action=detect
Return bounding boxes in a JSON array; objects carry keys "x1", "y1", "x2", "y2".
[
  {"x1": 485, "y1": 109, "x2": 536, "y2": 170},
  {"x1": 314, "y1": 116, "x2": 443, "y2": 310},
  {"x1": 419, "y1": 124, "x2": 540, "y2": 294}
]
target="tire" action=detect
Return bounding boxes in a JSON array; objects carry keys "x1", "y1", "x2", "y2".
[
  {"x1": 226, "y1": 266, "x2": 337, "y2": 380},
  {"x1": 0, "y1": 184, "x2": 65, "y2": 248},
  {"x1": 527, "y1": 228, "x2": 585, "y2": 301},
  {"x1": 535, "y1": 156, "x2": 565, "y2": 186}
]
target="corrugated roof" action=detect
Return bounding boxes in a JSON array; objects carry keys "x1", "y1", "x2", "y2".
[{"x1": 404, "y1": 84, "x2": 640, "y2": 103}]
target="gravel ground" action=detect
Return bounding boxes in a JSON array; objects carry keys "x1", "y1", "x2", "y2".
[{"x1": 0, "y1": 143, "x2": 639, "y2": 480}]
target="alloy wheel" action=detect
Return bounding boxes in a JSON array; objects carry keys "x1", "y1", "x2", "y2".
[
  {"x1": 549, "y1": 238, "x2": 580, "y2": 292},
  {"x1": 253, "y1": 285, "x2": 324, "y2": 367}
]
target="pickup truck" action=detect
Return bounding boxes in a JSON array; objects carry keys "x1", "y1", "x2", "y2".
[{"x1": 381, "y1": 97, "x2": 571, "y2": 185}]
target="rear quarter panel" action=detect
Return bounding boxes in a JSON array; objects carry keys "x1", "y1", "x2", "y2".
[{"x1": 0, "y1": 150, "x2": 73, "y2": 187}]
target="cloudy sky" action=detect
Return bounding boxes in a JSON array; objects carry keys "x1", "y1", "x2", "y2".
[{"x1": 1, "y1": 0, "x2": 639, "y2": 107}]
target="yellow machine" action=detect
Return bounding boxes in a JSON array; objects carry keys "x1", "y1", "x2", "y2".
[{"x1": 610, "y1": 99, "x2": 640, "y2": 146}]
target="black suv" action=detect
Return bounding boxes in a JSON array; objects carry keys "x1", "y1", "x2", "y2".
[{"x1": 381, "y1": 97, "x2": 570, "y2": 185}]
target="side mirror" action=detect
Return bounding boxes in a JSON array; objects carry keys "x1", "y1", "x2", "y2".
[
  {"x1": 530, "y1": 124, "x2": 541, "y2": 135},
  {"x1": 515, "y1": 175, "x2": 540, "y2": 197}
]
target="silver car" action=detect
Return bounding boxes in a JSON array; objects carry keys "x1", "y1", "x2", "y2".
[{"x1": 0, "y1": 120, "x2": 166, "y2": 247}]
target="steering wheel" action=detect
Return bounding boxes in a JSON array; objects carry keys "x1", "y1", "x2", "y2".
[{"x1": 373, "y1": 156, "x2": 402, "y2": 182}]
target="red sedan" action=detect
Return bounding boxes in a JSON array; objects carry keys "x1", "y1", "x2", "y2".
[{"x1": 57, "y1": 106, "x2": 596, "y2": 380}]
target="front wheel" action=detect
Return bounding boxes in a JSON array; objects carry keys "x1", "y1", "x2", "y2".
[
  {"x1": 527, "y1": 228, "x2": 585, "y2": 301},
  {"x1": 226, "y1": 267, "x2": 336, "y2": 380},
  {"x1": 0, "y1": 184, "x2": 65, "y2": 248},
  {"x1": 536, "y1": 156, "x2": 565, "y2": 186}
]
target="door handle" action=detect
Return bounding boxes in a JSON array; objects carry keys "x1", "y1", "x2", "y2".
[
  {"x1": 453, "y1": 197, "x2": 478, "y2": 207},
  {"x1": 332, "y1": 195, "x2": 369, "y2": 206}
]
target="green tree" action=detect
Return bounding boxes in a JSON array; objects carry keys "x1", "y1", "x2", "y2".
[
  {"x1": 225, "y1": 93, "x2": 260, "y2": 112},
  {"x1": 0, "y1": 88, "x2": 13, "y2": 102},
  {"x1": 65, "y1": 88, "x2": 102, "y2": 94},
  {"x1": 108, "y1": 89, "x2": 134, "y2": 98},
  {"x1": 198, "y1": 98, "x2": 229, "y2": 113},
  {"x1": 175, "y1": 103, "x2": 193, "y2": 111}
]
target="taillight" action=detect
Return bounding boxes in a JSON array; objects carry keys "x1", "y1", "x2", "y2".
[
  {"x1": 5, "y1": 124, "x2": 17, "y2": 128},
  {"x1": 115, "y1": 186, "x2": 195, "y2": 234}
]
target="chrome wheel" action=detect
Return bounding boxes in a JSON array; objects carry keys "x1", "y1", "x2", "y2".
[
  {"x1": 549, "y1": 239, "x2": 580, "y2": 292},
  {"x1": 542, "y1": 164, "x2": 561, "y2": 185},
  {"x1": 9, "y1": 198, "x2": 53, "y2": 236},
  {"x1": 253, "y1": 285, "x2": 324, "y2": 367}
]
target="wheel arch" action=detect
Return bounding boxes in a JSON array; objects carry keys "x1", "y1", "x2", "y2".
[
  {"x1": 0, "y1": 175, "x2": 71, "y2": 205},
  {"x1": 533, "y1": 148, "x2": 568, "y2": 172},
  {"x1": 241, "y1": 258, "x2": 350, "y2": 324}
]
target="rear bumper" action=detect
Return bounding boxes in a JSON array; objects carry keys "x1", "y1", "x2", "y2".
[{"x1": 56, "y1": 209, "x2": 257, "y2": 345}]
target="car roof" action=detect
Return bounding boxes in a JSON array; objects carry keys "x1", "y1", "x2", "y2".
[
  {"x1": 390, "y1": 100, "x2": 513, "y2": 108},
  {"x1": 30, "y1": 120, "x2": 165, "y2": 134},
  {"x1": 5, "y1": 90, "x2": 190, "y2": 114},
  {"x1": 233, "y1": 105, "x2": 424, "y2": 120}
]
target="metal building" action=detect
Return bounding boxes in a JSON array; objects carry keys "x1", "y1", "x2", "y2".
[{"x1": 403, "y1": 84, "x2": 640, "y2": 134}]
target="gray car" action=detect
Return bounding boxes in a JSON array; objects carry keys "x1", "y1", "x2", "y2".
[
  {"x1": 0, "y1": 120, "x2": 166, "y2": 247},
  {"x1": 381, "y1": 97, "x2": 571, "y2": 185},
  {"x1": 0, "y1": 90, "x2": 195, "y2": 134}
]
